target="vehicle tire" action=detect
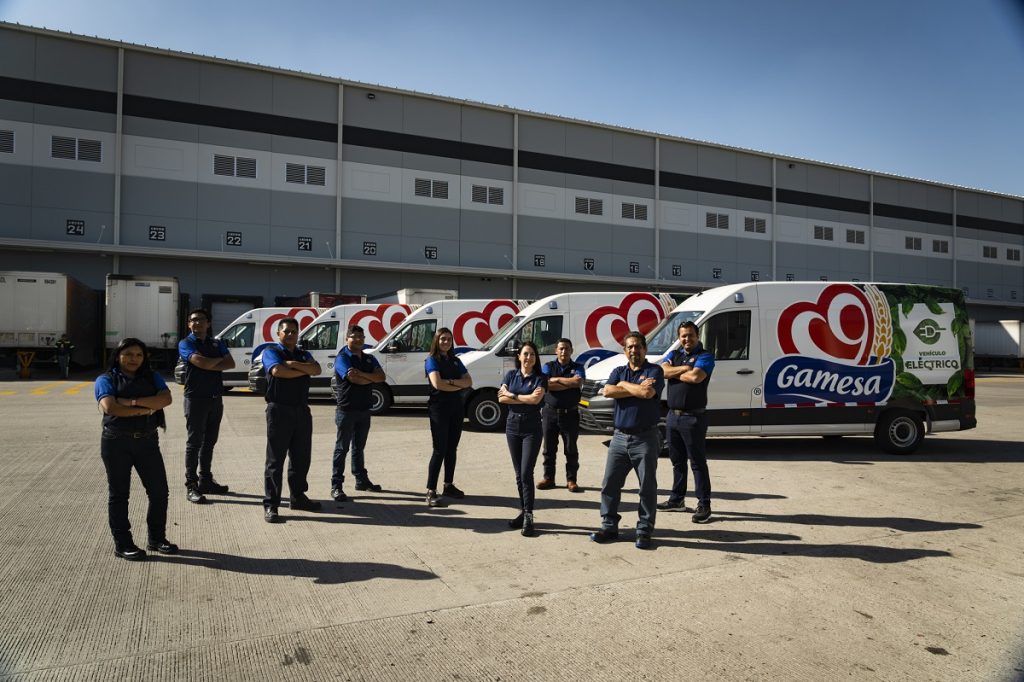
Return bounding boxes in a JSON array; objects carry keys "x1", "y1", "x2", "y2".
[
  {"x1": 468, "y1": 390, "x2": 506, "y2": 431},
  {"x1": 874, "y1": 410, "x2": 924, "y2": 455},
  {"x1": 369, "y1": 384, "x2": 393, "y2": 415}
]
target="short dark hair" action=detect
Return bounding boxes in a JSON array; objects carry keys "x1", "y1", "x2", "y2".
[
  {"x1": 622, "y1": 331, "x2": 647, "y2": 349},
  {"x1": 514, "y1": 340, "x2": 543, "y2": 375},
  {"x1": 556, "y1": 338, "x2": 573, "y2": 350},
  {"x1": 188, "y1": 308, "x2": 210, "y2": 321},
  {"x1": 347, "y1": 324, "x2": 364, "y2": 337},
  {"x1": 277, "y1": 317, "x2": 299, "y2": 332},
  {"x1": 428, "y1": 327, "x2": 456, "y2": 360},
  {"x1": 678, "y1": 321, "x2": 698, "y2": 335}
]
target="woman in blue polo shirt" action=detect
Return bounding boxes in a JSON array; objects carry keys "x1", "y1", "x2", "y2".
[
  {"x1": 498, "y1": 341, "x2": 547, "y2": 536},
  {"x1": 94, "y1": 338, "x2": 176, "y2": 561},
  {"x1": 424, "y1": 327, "x2": 473, "y2": 507}
]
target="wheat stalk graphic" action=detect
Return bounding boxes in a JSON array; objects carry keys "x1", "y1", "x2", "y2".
[{"x1": 865, "y1": 284, "x2": 892, "y2": 363}]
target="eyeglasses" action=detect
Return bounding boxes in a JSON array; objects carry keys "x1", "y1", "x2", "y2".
[
  {"x1": 281, "y1": 329, "x2": 298, "y2": 335},
  {"x1": 188, "y1": 317, "x2": 207, "y2": 323}
]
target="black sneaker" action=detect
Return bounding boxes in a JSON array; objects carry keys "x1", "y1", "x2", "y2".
[
  {"x1": 354, "y1": 479, "x2": 382, "y2": 492},
  {"x1": 264, "y1": 507, "x2": 282, "y2": 523},
  {"x1": 635, "y1": 534, "x2": 653, "y2": 550},
  {"x1": 691, "y1": 504, "x2": 712, "y2": 524},
  {"x1": 147, "y1": 539, "x2": 179, "y2": 555},
  {"x1": 114, "y1": 543, "x2": 147, "y2": 561},
  {"x1": 441, "y1": 483, "x2": 465, "y2": 499},
  {"x1": 289, "y1": 496, "x2": 322, "y2": 511},
  {"x1": 589, "y1": 528, "x2": 619, "y2": 543},
  {"x1": 331, "y1": 486, "x2": 347, "y2": 502},
  {"x1": 656, "y1": 499, "x2": 691, "y2": 512},
  {"x1": 198, "y1": 478, "x2": 229, "y2": 495},
  {"x1": 186, "y1": 486, "x2": 207, "y2": 504}
]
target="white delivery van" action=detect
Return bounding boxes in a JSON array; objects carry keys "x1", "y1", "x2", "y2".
[
  {"x1": 296, "y1": 303, "x2": 415, "y2": 396},
  {"x1": 367, "y1": 298, "x2": 529, "y2": 413},
  {"x1": 177, "y1": 306, "x2": 323, "y2": 387},
  {"x1": 459, "y1": 291, "x2": 676, "y2": 430},
  {"x1": 578, "y1": 282, "x2": 976, "y2": 455}
]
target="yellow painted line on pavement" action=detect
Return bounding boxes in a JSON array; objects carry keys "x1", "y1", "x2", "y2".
[
  {"x1": 63, "y1": 382, "x2": 92, "y2": 395},
  {"x1": 0, "y1": 390, "x2": 15, "y2": 396},
  {"x1": 30, "y1": 381, "x2": 66, "y2": 395}
]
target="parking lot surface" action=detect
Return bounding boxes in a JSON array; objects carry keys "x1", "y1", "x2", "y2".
[{"x1": 1, "y1": 372, "x2": 1022, "y2": 681}]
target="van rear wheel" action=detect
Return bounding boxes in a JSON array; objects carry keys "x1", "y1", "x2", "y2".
[
  {"x1": 875, "y1": 410, "x2": 924, "y2": 455},
  {"x1": 468, "y1": 391, "x2": 506, "y2": 431}
]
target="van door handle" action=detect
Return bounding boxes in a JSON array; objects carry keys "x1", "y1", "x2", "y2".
[
  {"x1": 736, "y1": 369, "x2": 754, "y2": 375},
  {"x1": 328, "y1": 355, "x2": 337, "y2": 359},
  {"x1": 244, "y1": 352, "x2": 252, "y2": 355}
]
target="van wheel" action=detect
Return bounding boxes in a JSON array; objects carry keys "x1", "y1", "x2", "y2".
[
  {"x1": 468, "y1": 391, "x2": 506, "y2": 431},
  {"x1": 874, "y1": 410, "x2": 924, "y2": 455},
  {"x1": 369, "y1": 385, "x2": 393, "y2": 415}
]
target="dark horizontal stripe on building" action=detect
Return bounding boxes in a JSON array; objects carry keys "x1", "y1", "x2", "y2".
[
  {"x1": 875, "y1": 202, "x2": 953, "y2": 226},
  {"x1": 776, "y1": 188, "x2": 870, "y2": 215},
  {"x1": 660, "y1": 171, "x2": 772, "y2": 201},
  {"x1": 0, "y1": 75, "x2": 116, "y2": 114},
  {"x1": 518, "y1": 150, "x2": 654, "y2": 184},
  {"x1": 123, "y1": 94, "x2": 337, "y2": 142},
  {"x1": 343, "y1": 126, "x2": 512, "y2": 166},
  {"x1": 957, "y1": 213, "x2": 1023, "y2": 236}
]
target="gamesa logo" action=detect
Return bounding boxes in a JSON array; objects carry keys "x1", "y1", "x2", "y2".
[{"x1": 913, "y1": 319, "x2": 944, "y2": 345}]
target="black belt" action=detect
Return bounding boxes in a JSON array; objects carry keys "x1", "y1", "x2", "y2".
[
  {"x1": 103, "y1": 428, "x2": 157, "y2": 439},
  {"x1": 670, "y1": 408, "x2": 705, "y2": 416},
  {"x1": 616, "y1": 425, "x2": 658, "y2": 435},
  {"x1": 545, "y1": 406, "x2": 578, "y2": 414}
]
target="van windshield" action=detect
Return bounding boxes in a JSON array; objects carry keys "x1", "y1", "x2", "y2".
[
  {"x1": 479, "y1": 315, "x2": 525, "y2": 351},
  {"x1": 646, "y1": 311, "x2": 703, "y2": 355}
]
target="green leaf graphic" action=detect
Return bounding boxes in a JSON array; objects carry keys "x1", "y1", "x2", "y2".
[
  {"x1": 946, "y1": 371, "x2": 963, "y2": 397},
  {"x1": 925, "y1": 298, "x2": 944, "y2": 315}
]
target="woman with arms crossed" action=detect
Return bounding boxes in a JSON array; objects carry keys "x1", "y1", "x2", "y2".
[
  {"x1": 424, "y1": 328, "x2": 473, "y2": 507},
  {"x1": 498, "y1": 341, "x2": 547, "y2": 536}
]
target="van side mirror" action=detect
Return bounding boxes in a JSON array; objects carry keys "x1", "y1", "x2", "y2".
[
  {"x1": 387, "y1": 342, "x2": 400, "y2": 353},
  {"x1": 506, "y1": 339, "x2": 521, "y2": 354}
]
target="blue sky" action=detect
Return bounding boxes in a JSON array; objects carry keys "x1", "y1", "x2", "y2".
[{"x1": 3, "y1": 0, "x2": 1023, "y2": 197}]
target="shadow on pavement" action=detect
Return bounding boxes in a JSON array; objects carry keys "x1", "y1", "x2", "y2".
[
  {"x1": 706, "y1": 437, "x2": 1023, "y2": 463},
  {"x1": 159, "y1": 548, "x2": 438, "y2": 585},
  {"x1": 714, "y1": 510, "x2": 982, "y2": 532}
]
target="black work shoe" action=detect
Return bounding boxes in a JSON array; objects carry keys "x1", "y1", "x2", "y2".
[
  {"x1": 354, "y1": 479, "x2": 382, "y2": 492},
  {"x1": 331, "y1": 486, "x2": 347, "y2": 502},
  {"x1": 522, "y1": 512, "x2": 535, "y2": 537},
  {"x1": 691, "y1": 504, "x2": 712, "y2": 524},
  {"x1": 426, "y1": 490, "x2": 440, "y2": 507},
  {"x1": 656, "y1": 499, "x2": 691, "y2": 512},
  {"x1": 441, "y1": 483, "x2": 465, "y2": 499},
  {"x1": 186, "y1": 486, "x2": 207, "y2": 504},
  {"x1": 264, "y1": 507, "x2": 282, "y2": 523},
  {"x1": 289, "y1": 496, "x2": 322, "y2": 511},
  {"x1": 508, "y1": 513, "x2": 524, "y2": 529},
  {"x1": 198, "y1": 478, "x2": 229, "y2": 495},
  {"x1": 589, "y1": 529, "x2": 620, "y2": 543},
  {"x1": 146, "y1": 539, "x2": 179, "y2": 555},
  {"x1": 635, "y1": 534, "x2": 653, "y2": 550},
  {"x1": 114, "y1": 544, "x2": 147, "y2": 561}
]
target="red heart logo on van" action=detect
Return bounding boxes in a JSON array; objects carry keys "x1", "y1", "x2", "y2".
[
  {"x1": 453, "y1": 300, "x2": 520, "y2": 346},
  {"x1": 777, "y1": 284, "x2": 874, "y2": 364},
  {"x1": 349, "y1": 304, "x2": 411, "y2": 344},
  {"x1": 262, "y1": 308, "x2": 319, "y2": 342},
  {"x1": 584, "y1": 293, "x2": 666, "y2": 349}
]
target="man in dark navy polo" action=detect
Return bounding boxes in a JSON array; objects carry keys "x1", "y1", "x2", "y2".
[
  {"x1": 537, "y1": 338, "x2": 585, "y2": 492},
  {"x1": 330, "y1": 324, "x2": 387, "y2": 502},
  {"x1": 658, "y1": 321, "x2": 715, "y2": 523},
  {"x1": 178, "y1": 308, "x2": 235, "y2": 504},
  {"x1": 590, "y1": 331, "x2": 664, "y2": 550},
  {"x1": 261, "y1": 317, "x2": 322, "y2": 523}
]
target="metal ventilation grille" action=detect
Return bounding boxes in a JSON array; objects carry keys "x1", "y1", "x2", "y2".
[
  {"x1": 846, "y1": 229, "x2": 864, "y2": 244},
  {"x1": 589, "y1": 198, "x2": 603, "y2": 216},
  {"x1": 932, "y1": 240, "x2": 948, "y2": 253},
  {"x1": 306, "y1": 166, "x2": 326, "y2": 186},
  {"x1": 77, "y1": 138, "x2": 101, "y2": 162},
  {"x1": 813, "y1": 225, "x2": 833, "y2": 241},
  {"x1": 905, "y1": 236, "x2": 921, "y2": 250},
  {"x1": 0, "y1": 130, "x2": 13, "y2": 154},
  {"x1": 575, "y1": 197, "x2": 589, "y2": 214},
  {"x1": 213, "y1": 155, "x2": 235, "y2": 176},
  {"x1": 286, "y1": 163, "x2": 305, "y2": 184},
  {"x1": 51, "y1": 136, "x2": 76, "y2": 160},
  {"x1": 236, "y1": 157, "x2": 257, "y2": 178},
  {"x1": 706, "y1": 212, "x2": 717, "y2": 228},
  {"x1": 744, "y1": 217, "x2": 765, "y2": 233},
  {"x1": 622, "y1": 203, "x2": 634, "y2": 219},
  {"x1": 472, "y1": 185, "x2": 487, "y2": 203},
  {"x1": 432, "y1": 180, "x2": 448, "y2": 199},
  {"x1": 415, "y1": 178, "x2": 431, "y2": 197},
  {"x1": 635, "y1": 204, "x2": 647, "y2": 221},
  {"x1": 488, "y1": 187, "x2": 503, "y2": 205},
  {"x1": 1008, "y1": 248, "x2": 1021, "y2": 261}
]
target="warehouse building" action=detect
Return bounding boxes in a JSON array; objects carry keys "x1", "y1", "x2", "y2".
[{"x1": 1, "y1": 22, "x2": 1022, "y2": 322}]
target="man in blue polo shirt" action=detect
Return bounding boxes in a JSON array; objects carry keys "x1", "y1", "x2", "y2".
[
  {"x1": 261, "y1": 317, "x2": 322, "y2": 523},
  {"x1": 331, "y1": 324, "x2": 387, "y2": 502},
  {"x1": 178, "y1": 308, "x2": 235, "y2": 504},
  {"x1": 537, "y1": 338, "x2": 585, "y2": 492},
  {"x1": 658, "y1": 320, "x2": 715, "y2": 523},
  {"x1": 590, "y1": 331, "x2": 664, "y2": 550}
]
